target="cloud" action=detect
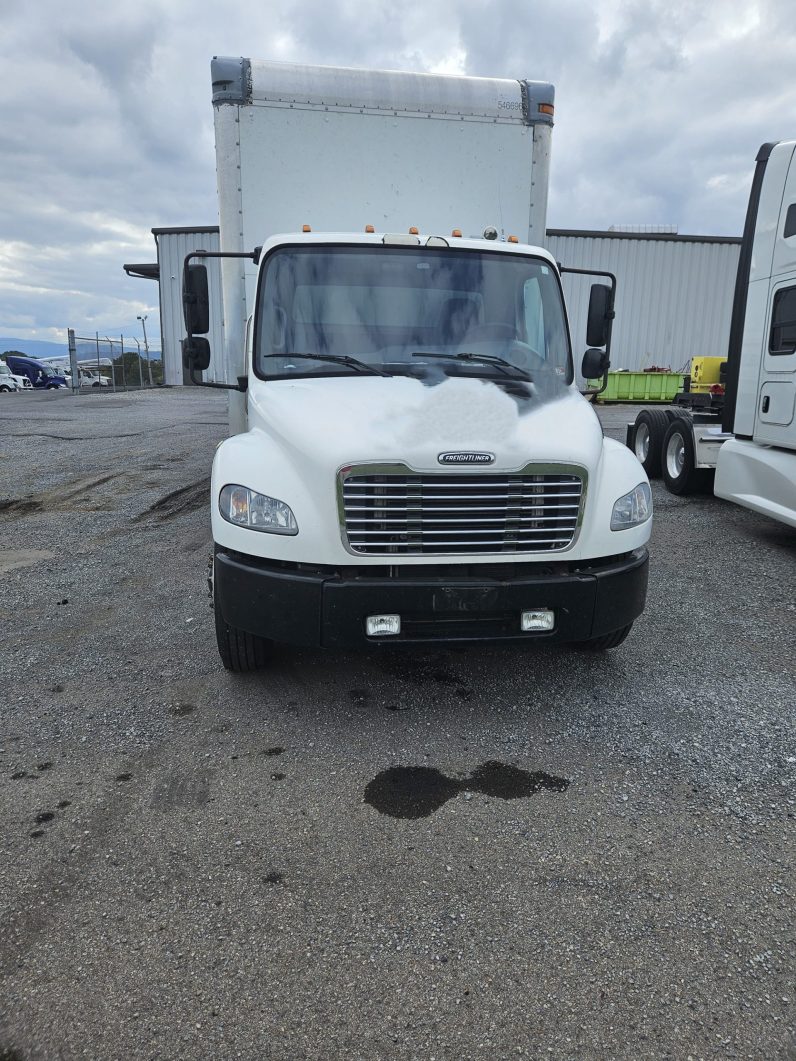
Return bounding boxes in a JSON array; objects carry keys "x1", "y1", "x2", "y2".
[{"x1": 1, "y1": 0, "x2": 795, "y2": 342}]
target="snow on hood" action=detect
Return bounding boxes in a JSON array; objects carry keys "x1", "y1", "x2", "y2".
[{"x1": 248, "y1": 374, "x2": 603, "y2": 471}]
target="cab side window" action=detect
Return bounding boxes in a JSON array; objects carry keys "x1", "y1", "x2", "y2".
[{"x1": 769, "y1": 285, "x2": 796, "y2": 355}]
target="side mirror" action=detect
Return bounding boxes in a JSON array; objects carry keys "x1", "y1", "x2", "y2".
[
  {"x1": 183, "y1": 264, "x2": 210, "y2": 335},
  {"x1": 182, "y1": 337, "x2": 211, "y2": 372},
  {"x1": 586, "y1": 283, "x2": 613, "y2": 348},
  {"x1": 581, "y1": 347, "x2": 610, "y2": 380}
]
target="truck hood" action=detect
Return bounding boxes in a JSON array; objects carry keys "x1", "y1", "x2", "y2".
[{"x1": 248, "y1": 375, "x2": 603, "y2": 471}]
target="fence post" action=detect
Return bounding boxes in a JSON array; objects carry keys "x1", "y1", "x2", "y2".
[{"x1": 68, "y1": 329, "x2": 79, "y2": 394}]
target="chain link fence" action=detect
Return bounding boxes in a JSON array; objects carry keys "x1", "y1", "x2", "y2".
[{"x1": 67, "y1": 330, "x2": 163, "y2": 391}]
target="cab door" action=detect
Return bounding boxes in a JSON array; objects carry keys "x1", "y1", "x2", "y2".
[{"x1": 754, "y1": 147, "x2": 796, "y2": 448}]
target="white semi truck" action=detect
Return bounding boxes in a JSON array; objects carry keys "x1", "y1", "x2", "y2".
[
  {"x1": 628, "y1": 141, "x2": 796, "y2": 528},
  {"x1": 184, "y1": 57, "x2": 652, "y2": 671}
]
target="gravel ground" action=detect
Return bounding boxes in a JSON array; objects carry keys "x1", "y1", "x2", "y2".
[{"x1": 0, "y1": 388, "x2": 794, "y2": 1060}]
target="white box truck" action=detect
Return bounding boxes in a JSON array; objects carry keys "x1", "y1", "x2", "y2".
[
  {"x1": 183, "y1": 57, "x2": 652, "y2": 671},
  {"x1": 628, "y1": 141, "x2": 796, "y2": 528}
]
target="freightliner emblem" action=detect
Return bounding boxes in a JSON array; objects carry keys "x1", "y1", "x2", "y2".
[{"x1": 438, "y1": 451, "x2": 495, "y2": 465}]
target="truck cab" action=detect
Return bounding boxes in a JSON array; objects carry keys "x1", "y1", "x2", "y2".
[
  {"x1": 0, "y1": 361, "x2": 21, "y2": 392},
  {"x1": 627, "y1": 141, "x2": 796, "y2": 527},
  {"x1": 188, "y1": 57, "x2": 652, "y2": 670},
  {"x1": 714, "y1": 140, "x2": 796, "y2": 525},
  {"x1": 5, "y1": 355, "x2": 67, "y2": 390},
  {"x1": 202, "y1": 230, "x2": 651, "y2": 669}
]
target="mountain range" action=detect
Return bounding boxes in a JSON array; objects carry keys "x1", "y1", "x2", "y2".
[{"x1": 0, "y1": 338, "x2": 161, "y2": 360}]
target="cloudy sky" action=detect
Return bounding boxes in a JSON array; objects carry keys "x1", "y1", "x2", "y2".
[{"x1": 1, "y1": 0, "x2": 795, "y2": 346}]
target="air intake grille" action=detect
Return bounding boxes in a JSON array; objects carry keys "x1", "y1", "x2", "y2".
[{"x1": 340, "y1": 466, "x2": 585, "y2": 555}]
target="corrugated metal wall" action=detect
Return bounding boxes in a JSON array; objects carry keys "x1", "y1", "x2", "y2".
[
  {"x1": 546, "y1": 230, "x2": 741, "y2": 380},
  {"x1": 152, "y1": 226, "x2": 741, "y2": 386},
  {"x1": 154, "y1": 228, "x2": 225, "y2": 386}
]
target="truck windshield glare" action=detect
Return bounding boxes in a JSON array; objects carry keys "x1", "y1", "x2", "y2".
[{"x1": 256, "y1": 246, "x2": 572, "y2": 384}]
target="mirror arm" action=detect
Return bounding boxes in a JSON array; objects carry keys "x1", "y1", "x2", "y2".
[
  {"x1": 586, "y1": 373, "x2": 610, "y2": 399},
  {"x1": 183, "y1": 246, "x2": 260, "y2": 392},
  {"x1": 189, "y1": 366, "x2": 247, "y2": 392}
]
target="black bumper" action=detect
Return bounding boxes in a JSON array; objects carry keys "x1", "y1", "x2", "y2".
[{"x1": 214, "y1": 547, "x2": 649, "y2": 649}]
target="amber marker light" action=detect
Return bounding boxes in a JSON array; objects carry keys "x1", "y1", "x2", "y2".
[
  {"x1": 302, "y1": 224, "x2": 312, "y2": 232},
  {"x1": 508, "y1": 235, "x2": 519, "y2": 243},
  {"x1": 539, "y1": 103, "x2": 554, "y2": 116},
  {"x1": 409, "y1": 226, "x2": 419, "y2": 235},
  {"x1": 365, "y1": 225, "x2": 375, "y2": 233},
  {"x1": 451, "y1": 229, "x2": 462, "y2": 237}
]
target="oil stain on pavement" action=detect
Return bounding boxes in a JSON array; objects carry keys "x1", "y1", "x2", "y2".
[{"x1": 364, "y1": 761, "x2": 569, "y2": 819}]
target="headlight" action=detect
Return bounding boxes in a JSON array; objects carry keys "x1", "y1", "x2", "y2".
[
  {"x1": 611, "y1": 481, "x2": 652, "y2": 530},
  {"x1": 219, "y1": 484, "x2": 298, "y2": 535}
]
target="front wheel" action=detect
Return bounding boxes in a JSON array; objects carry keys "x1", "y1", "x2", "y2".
[
  {"x1": 661, "y1": 420, "x2": 713, "y2": 495},
  {"x1": 574, "y1": 624, "x2": 633, "y2": 651},
  {"x1": 45, "y1": 383, "x2": 59, "y2": 390},
  {"x1": 213, "y1": 562, "x2": 273, "y2": 672}
]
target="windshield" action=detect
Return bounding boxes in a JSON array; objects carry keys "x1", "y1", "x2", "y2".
[
  {"x1": 0, "y1": 363, "x2": 10, "y2": 375},
  {"x1": 255, "y1": 245, "x2": 572, "y2": 385}
]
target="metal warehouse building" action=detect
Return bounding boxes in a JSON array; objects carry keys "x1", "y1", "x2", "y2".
[
  {"x1": 125, "y1": 227, "x2": 225, "y2": 386},
  {"x1": 548, "y1": 229, "x2": 741, "y2": 379},
  {"x1": 126, "y1": 227, "x2": 742, "y2": 386}
]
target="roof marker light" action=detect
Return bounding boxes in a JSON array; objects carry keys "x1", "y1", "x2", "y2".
[
  {"x1": 451, "y1": 229, "x2": 462, "y2": 237},
  {"x1": 302, "y1": 224, "x2": 311, "y2": 232},
  {"x1": 383, "y1": 233, "x2": 421, "y2": 245},
  {"x1": 365, "y1": 224, "x2": 375, "y2": 233},
  {"x1": 508, "y1": 235, "x2": 519, "y2": 244},
  {"x1": 409, "y1": 226, "x2": 419, "y2": 235}
]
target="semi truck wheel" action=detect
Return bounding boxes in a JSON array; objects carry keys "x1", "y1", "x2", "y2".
[
  {"x1": 661, "y1": 420, "x2": 713, "y2": 495},
  {"x1": 575, "y1": 623, "x2": 633, "y2": 650},
  {"x1": 630, "y1": 409, "x2": 669, "y2": 477}
]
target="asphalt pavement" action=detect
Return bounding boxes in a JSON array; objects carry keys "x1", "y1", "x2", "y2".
[{"x1": 0, "y1": 388, "x2": 794, "y2": 1060}]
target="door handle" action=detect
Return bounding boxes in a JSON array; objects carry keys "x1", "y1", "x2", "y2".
[{"x1": 762, "y1": 394, "x2": 770, "y2": 413}]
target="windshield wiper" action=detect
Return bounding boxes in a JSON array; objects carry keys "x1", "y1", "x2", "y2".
[
  {"x1": 261, "y1": 353, "x2": 390, "y2": 377},
  {"x1": 411, "y1": 351, "x2": 531, "y2": 381}
]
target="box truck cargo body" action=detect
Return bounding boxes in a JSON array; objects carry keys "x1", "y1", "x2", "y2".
[{"x1": 185, "y1": 58, "x2": 652, "y2": 670}]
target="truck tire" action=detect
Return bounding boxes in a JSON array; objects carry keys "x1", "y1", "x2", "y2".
[
  {"x1": 0, "y1": 384, "x2": 11, "y2": 393},
  {"x1": 630, "y1": 409, "x2": 669, "y2": 477},
  {"x1": 575, "y1": 623, "x2": 633, "y2": 651},
  {"x1": 214, "y1": 592, "x2": 273, "y2": 672},
  {"x1": 661, "y1": 419, "x2": 713, "y2": 495}
]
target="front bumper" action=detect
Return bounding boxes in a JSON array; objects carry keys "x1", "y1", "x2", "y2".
[{"x1": 214, "y1": 547, "x2": 649, "y2": 649}]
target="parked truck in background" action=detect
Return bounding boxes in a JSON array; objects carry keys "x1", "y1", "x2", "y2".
[
  {"x1": 3, "y1": 355, "x2": 67, "y2": 390},
  {"x1": 183, "y1": 57, "x2": 652, "y2": 671},
  {"x1": 628, "y1": 141, "x2": 796, "y2": 528}
]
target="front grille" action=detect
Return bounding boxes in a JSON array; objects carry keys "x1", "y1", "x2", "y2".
[{"x1": 340, "y1": 466, "x2": 585, "y2": 555}]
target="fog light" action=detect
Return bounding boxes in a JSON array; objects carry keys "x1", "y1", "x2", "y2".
[
  {"x1": 366, "y1": 614, "x2": 401, "y2": 637},
  {"x1": 521, "y1": 609, "x2": 554, "y2": 632}
]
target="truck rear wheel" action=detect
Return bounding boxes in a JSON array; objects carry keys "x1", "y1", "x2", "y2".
[
  {"x1": 661, "y1": 420, "x2": 713, "y2": 495},
  {"x1": 575, "y1": 623, "x2": 633, "y2": 651},
  {"x1": 213, "y1": 570, "x2": 273, "y2": 672},
  {"x1": 630, "y1": 409, "x2": 669, "y2": 477}
]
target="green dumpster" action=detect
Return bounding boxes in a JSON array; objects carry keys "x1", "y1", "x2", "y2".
[{"x1": 586, "y1": 372, "x2": 684, "y2": 402}]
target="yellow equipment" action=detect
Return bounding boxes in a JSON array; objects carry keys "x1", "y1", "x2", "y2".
[{"x1": 690, "y1": 356, "x2": 726, "y2": 393}]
